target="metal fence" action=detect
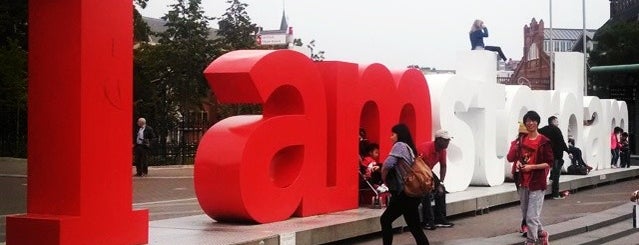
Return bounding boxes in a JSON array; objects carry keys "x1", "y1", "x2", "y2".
[
  {"x1": 150, "y1": 112, "x2": 209, "y2": 165},
  {"x1": 0, "y1": 108, "x2": 27, "y2": 158},
  {"x1": 496, "y1": 77, "x2": 551, "y2": 90},
  {"x1": 1, "y1": 110, "x2": 209, "y2": 164}
]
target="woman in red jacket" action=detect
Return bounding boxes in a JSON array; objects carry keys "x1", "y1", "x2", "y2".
[{"x1": 507, "y1": 111, "x2": 554, "y2": 245}]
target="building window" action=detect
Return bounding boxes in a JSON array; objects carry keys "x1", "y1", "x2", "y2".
[
  {"x1": 544, "y1": 40, "x2": 549, "y2": 52},
  {"x1": 528, "y1": 43, "x2": 539, "y2": 61}
]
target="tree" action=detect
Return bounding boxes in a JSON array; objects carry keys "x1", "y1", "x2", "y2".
[
  {"x1": 212, "y1": 0, "x2": 262, "y2": 120},
  {"x1": 0, "y1": 39, "x2": 27, "y2": 156},
  {"x1": 0, "y1": 1, "x2": 28, "y2": 48},
  {"x1": 133, "y1": 1, "x2": 151, "y2": 43},
  {"x1": 588, "y1": 22, "x2": 639, "y2": 97},
  {"x1": 157, "y1": 0, "x2": 217, "y2": 109},
  {"x1": 216, "y1": 0, "x2": 258, "y2": 51},
  {"x1": 133, "y1": 0, "x2": 219, "y2": 153},
  {"x1": 0, "y1": 1, "x2": 28, "y2": 156},
  {"x1": 590, "y1": 22, "x2": 639, "y2": 66}
]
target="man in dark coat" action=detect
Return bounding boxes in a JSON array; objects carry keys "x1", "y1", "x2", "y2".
[
  {"x1": 134, "y1": 117, "x2": 156, "y2": 177},
  {"x1": 538, "y1": 116, "x2": 568, "y2": 199}
]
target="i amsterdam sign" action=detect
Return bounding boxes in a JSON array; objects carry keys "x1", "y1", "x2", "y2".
[{"x1": 7, "y1": 1, "x2": 627, "y2": 244}]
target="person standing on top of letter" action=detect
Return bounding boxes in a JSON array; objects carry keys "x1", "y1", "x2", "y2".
[
  {"x1": 469, "y1": 19, "x2": 507, "y2": 62},
  {"x1": 538, "y1": 116, "x2": 569, "y2": 200},
  {"x1": 380, "y1": 124, "x2": 429, "y2": 245},
  {"x1": 134, "y1": 117, "x2": 156, "y2": 177},
  {"x1": 418, "y1": 129, "x2": 454, "y2": 230}
]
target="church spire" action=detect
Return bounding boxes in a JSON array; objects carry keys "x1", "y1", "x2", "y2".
[{"x1": 279, "y1": 6, "x2": 288, "y2": 31}]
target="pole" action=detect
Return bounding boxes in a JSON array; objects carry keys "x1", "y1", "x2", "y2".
[
  {"x1": 549, "y1": 0, "x2": 554, "y2": 90},
  {"x1": 583, "y1": 0, "x2": 588, "y2": 95},
  {"x1": 590, "y1": 64, "x2": 639, "y2": 73}
]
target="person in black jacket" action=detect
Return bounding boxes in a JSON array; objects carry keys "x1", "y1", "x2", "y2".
[
  {"x1": 567, "y1": 138, "x2": 593, "y2": 172},
  {"x1": 133, "y1": 117, "x2": 156, "y2": 177},
  {"x1": 538, "y1": 116, "x2": 568, "y2": 199}
]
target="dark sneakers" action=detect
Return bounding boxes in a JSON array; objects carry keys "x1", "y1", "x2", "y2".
[{"x1": 520, "y1": 224, "x2": 528, "y2": 237}]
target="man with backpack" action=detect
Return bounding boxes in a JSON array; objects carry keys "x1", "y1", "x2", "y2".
[{"x1": 418, "y1": 129, "x2": 454, "y2": 230}]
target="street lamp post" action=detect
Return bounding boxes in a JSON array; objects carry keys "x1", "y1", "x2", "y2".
[
  {"x1": 549, "y1": 0, "x2": 554, "y2": 90},
  {"x1": 583, "y1": 0, "x2": 588, "y2": 96}
]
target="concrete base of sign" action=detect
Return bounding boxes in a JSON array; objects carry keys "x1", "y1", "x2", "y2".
[{"x1": 148, "y1": 166, "x2": 639, "y2": 244}]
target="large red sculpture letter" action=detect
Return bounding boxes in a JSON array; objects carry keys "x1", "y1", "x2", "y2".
[
  {"x1": 393, "y1": 68, "x2": 433, "y2": 145},
  {"x1": 196, "y1": 54, "x2": 432, "y2": 223},
  {"x1": 314, "y1": 62, "x2": 361, "y2": 213},
  {"x1": 356, "y1": 64, "x2": 432, "y2": 160},
  {"x1": 196, "y1": 50, "x2": 328, "y2": 223},
  {"x1": 6, "y1": 0, "x2": 148, "y2": 244}
]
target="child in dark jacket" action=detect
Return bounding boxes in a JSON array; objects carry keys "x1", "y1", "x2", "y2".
[{"x1": 620, "y1": 132, "x2": 631, "y2": 168}]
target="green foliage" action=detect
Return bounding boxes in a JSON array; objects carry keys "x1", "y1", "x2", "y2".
[
  {"x1": 157, "y1": 0, "x2": 217, "y2": 109},
  {"x1": 134, "y1": 44, "x2": 176, "y2": 139},
  {"x1": 0, "y1": 39, "x2": 28, "y2": 138},
  {"x1": 590, "y1": 22, "x2": 639, "y2": 66},
  {"x1": 0, "y1": 1, "x2": 27, "y2": 48},
  {"x1": 0, "y1": 40, "x2": 27, "y2": 109},
  {"x1": 215, "y1": 0, "x2": 258, "y2": 51},
  {"x1": 0, "y1": 1, "x2": 27, "y2": 156},
  {"x1": 588, "y1": 22, "x2": 639, "y2": 99},
  {"x1": 133, "y1": 0, "x2": 219, "y2": 141},
  {"x1": 134, "y1": 0, "x2": 148, "y2": 8},
  {"x1": 133, "y1": 8, "x2": 151, "y2": 43},
  {"x1": 211, "y1": 0, "x2": 262, "y2": 120}
]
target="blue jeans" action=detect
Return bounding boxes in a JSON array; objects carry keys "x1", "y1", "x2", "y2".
[{"x1": 611, "y1": 149, "x2": 620, "y2": 167}]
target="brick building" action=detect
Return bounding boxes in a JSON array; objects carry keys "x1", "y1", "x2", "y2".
[{"x1": 506, "y1": 18, "x2": 596, "y2": 90}]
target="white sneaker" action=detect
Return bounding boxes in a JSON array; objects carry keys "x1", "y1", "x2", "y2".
[{"x1": 377, "y1": 184, "x2": 389, "y2": 193}]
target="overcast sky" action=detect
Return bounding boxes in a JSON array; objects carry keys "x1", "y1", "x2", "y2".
[{"x1": 138, "y1": 0, "x2": 611, "y2": 70}]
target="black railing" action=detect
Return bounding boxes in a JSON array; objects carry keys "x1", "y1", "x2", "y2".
[
  {"x1": 150, "y1": 113, "x2": 209, "y2": 165},
  {"x1": 0, "y1": 107, "x2": 27, "y2": 158},
  {"x1": 496, "y1": 76, "x2": 550, "y2": 90}
]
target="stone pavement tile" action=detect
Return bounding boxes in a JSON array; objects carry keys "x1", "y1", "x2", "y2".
[{"x1": 0, "y1": 158, "x2": 26, "y2": 176}]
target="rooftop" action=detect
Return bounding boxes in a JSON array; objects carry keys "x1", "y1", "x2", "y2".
[{"x1": 543, "y1": 28, "x2": 597, "y2": 40}]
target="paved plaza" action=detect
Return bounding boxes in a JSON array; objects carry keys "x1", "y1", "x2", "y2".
[{"x1": 2, "y1": 157, "x2": 639, "y2": 244}]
